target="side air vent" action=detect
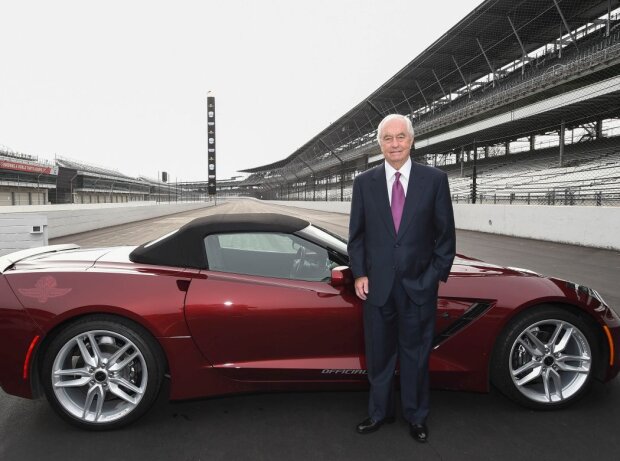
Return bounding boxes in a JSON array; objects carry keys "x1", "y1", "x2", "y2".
[{"x1": 433, "y1": 302, "x2": 492, "y2": 348}]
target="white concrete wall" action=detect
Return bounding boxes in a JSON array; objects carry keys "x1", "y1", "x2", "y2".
[
  {"x1": 451, "y1": 204, "x2": 620, "y2": 250},
  {"x1": 3, "y1": 198, "x2": 617, "y2": 251},
  {"x1": 268, "y1": 200, "x2": 352, "y2": 214},
  {"x1": 0, "y1": 214, "x2": 48, "y2": 256},
  {"x1": 265, "y1": 200, "x2": 620, "y2": 250},
  {"x1": 0, "y1": 201, "x2": 213, "y2": 239}
]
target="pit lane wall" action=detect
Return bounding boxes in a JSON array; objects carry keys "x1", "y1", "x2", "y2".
[
  {"x1": 0, "y1": 201, "x2": 213, "y2": 256},
  {"x1": 265, "y1": 200, "x2": 620, "y2": 251}
]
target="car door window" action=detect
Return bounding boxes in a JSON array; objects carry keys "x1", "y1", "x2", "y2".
[{"x1": 204, "y1": 232, "x2": 337, "y2": 281}]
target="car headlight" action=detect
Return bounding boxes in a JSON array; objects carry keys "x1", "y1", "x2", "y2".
[
  {"x1": 565, "y1": 281, "x2": 609, "y2": 307},
  {"x1": 590, "y1": 288, "x2": 609, "y2": 307},
  {"x1": 591, "y1": 290, "x2": 620, "y2": 323}
]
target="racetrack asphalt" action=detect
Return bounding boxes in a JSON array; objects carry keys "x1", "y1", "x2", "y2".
[{"x1": 2, "y1": 199, "x2": 619, "y2": 461}]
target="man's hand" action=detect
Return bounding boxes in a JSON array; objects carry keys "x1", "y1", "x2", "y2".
[{"x1": 354, "y1": 276, "x2": 369, "y2": 300}]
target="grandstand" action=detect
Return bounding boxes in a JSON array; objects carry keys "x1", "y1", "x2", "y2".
[
  {"x1": 448, "y1": 136, "x2": 620, "y2": 205},
  {"x1": 240, "y1": 0, "x2": 620, "y2": 207},
  {"x1": 0, "y1": 146, "x2": 57, "y2": 205},
  {"x1": 178, "y1": 177, "x2": 254, "y2": 200},
  {"x1": 0, "y1": 152, "x2": 214, "y2": 206},
  {"x1": 54, "y1": 157, "x2": 152, "y2": 204}
]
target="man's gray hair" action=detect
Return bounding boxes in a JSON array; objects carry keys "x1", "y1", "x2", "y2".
[{"x1": 376, "y1": 114, "x2": 415, "y2": 143}]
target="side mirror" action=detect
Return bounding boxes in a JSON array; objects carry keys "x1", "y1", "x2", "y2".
[{"x1": 331, "y1": 266, "x2": 353, "y2": 287}]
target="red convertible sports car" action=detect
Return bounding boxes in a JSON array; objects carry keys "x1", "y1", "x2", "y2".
[{"x1": 0, "y1": 213, "x2": 618, "y2": 430}]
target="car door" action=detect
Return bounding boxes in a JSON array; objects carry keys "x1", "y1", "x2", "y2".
[{"x1": 184, "y1": 231, "x2": 364, "y2": 381}]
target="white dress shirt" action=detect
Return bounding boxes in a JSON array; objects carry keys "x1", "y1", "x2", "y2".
[{"x1": 385, "y1": 158, "x2": 411, "y2": 205}]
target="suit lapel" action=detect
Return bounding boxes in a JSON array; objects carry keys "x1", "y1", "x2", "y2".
[
  {"x1": 397, "y1": 161, "x2": 426, "y2": 240},
  {"x1": 370, "y1": 165, "x2": 396, "y2": 238}
]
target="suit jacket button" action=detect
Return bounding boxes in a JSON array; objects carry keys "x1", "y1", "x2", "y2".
[{"x1": 394, "y1": 244, "x2": 400, "y2": 248}]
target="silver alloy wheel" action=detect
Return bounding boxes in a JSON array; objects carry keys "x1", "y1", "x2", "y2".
[
  {"x1": 51, "y1": 329, "x2": 148, "y2": 424},
  {"x1": 509, "y1": 319, "x2": 592, "y2": 404}
]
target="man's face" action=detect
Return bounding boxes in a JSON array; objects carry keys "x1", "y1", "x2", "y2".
[{"x1": 379, "y1": 118, "x2": 413, "y2": 169}]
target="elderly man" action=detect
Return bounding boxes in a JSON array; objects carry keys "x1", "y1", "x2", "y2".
[{"x1": 348, "y1": 114, "x2": 456, "y2": 442}]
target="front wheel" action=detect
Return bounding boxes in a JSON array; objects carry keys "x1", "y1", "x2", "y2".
[
  {"x1": 41, "y1": 315, "x2": 164, "y2": 430},
  {"x1": 491, "y1": 306, "x2": 598, "y2": 409}
]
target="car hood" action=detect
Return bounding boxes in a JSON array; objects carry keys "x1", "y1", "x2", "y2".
[{"x1": 450, "y1": 255, "x2": 541, "y2": 277}]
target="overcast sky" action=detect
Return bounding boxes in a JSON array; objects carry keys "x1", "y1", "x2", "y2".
[{"x1": 1, "y1": 0, "x2": 481, "y2": 181}]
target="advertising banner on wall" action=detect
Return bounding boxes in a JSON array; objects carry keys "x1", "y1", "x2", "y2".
[
  {"x1": 0, "y1": 159, "x2": 55, "y2": 175},
  {"x1": 207, "y1": 94, "x2": 216, "y2": 195}
]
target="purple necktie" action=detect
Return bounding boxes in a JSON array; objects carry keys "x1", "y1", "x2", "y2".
[{"x1": 391, "y1": 172, "x2": 405, "y2": 233}]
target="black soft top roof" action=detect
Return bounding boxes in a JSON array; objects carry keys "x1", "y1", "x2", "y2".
[{"x1": 129, "y1": 213, "x2": 310, "y2": 268}]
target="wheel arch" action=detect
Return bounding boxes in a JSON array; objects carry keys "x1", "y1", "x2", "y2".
[
  {"x1": 30, "y1": 312, "x2": 170, "y2": 399},
  {"x1": 489, "y1": 301, "x2": 609, "y2": 387}
]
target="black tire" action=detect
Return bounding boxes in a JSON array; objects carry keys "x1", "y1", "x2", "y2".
[
  {"x1": 41, "y1": 315, "x2": 164, "y2": 430},
  {"x1": 491, "y1": 305, "x2": 598, "y2": 410}
]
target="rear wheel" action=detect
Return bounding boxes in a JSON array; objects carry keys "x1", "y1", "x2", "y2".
[
  {"x1": 491, "y1": 306, "x2": 598, "y2": 409},
  {"x1": 41, "y1": 315, "x2": 164, "y2": 430}
]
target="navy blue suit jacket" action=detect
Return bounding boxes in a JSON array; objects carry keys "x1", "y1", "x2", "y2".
[{"x1": 347, "y1": 161, "x2": 456, "y2": 306}]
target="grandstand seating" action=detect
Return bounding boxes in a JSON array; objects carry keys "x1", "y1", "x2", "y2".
[
  {"x1": 278, "y1": 138, "x2": 620, "y2": 206},
  {"x1": 246, "y1": 28, "x2": 620, "y2": 197},
  {"x1": 448, "y1": 138, "x2": 620, "y2": 205}
]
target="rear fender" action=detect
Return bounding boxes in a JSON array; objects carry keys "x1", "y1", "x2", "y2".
[{"x1": 0, "y1": 245, "x2": 80, "y2": 273}]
